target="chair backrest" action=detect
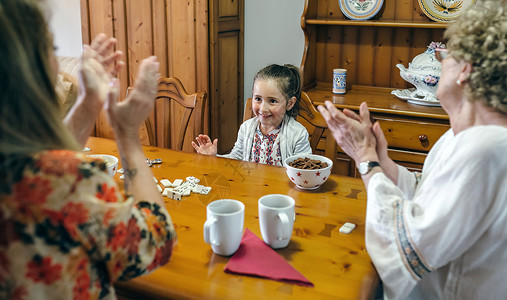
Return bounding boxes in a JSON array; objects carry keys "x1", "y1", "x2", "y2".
[
  {"x1": 143, "y1": 77, "x2": 207, "y2": 151},
  {"x1": 243, "y1": 97, "x2": 254, "y2": 122},
  {"x1": 297, "y1": 92, "x2": 328, "y2": 153},
  {"x1": 242, "y1": 92, "x2": 327, "y2": 153}
]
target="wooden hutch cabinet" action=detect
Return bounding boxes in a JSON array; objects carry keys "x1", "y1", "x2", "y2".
[{"x1": 300, "y1": 0, "x2": 451, "y2": 177}]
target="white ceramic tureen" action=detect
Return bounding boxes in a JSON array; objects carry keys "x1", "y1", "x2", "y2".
[{"x1": 396, "y1": 42, "x2": 445, "y2": 102}]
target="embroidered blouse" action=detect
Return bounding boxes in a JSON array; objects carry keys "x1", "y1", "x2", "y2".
[
  {"x1": 0, "y1": 150, "x2": 176, "y2": 300},
  {"x1": 365, "y1": 126, "x2": 507, "y2": 299},
  {"x1": 250, "y1": 126, "x2": 282, "y2": 166}
]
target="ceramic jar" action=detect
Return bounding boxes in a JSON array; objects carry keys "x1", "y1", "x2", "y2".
[{"x1": 396, "y1": 42, "x2": 444, "y2": 102}]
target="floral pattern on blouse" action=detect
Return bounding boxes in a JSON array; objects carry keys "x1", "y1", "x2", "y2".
[
  {"x1": 250, "y1": 126, "x2": 282, "y2": 166},
  {"x1": 0, "y1": 150, "x2": 176, "y2": 300}
]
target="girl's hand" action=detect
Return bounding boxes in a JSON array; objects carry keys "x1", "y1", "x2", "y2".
[
  {"x1": 192, "y1": 135, "x2": 218, "y2": 155},
  {"x1": 317, "y1": 101, "x2": 379, "y2": 165},
  {"x1": 105, "y1": 56, "x2": 159, "y2": 139}
]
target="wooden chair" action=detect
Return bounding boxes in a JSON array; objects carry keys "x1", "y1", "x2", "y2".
[
  {"x1": 297, "y1": 92, "x2": 329, "y2": 153},
  {"x1": 243, "y1": 92, "x2": 328, "y2": 154},
  {"x1": 142, "y1": 77, "x2": 207, "y2": 150}
]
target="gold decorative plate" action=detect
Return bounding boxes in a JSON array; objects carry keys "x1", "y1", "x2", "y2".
[{"x1": 418, "y1": 0, "x2": 477, "y2": 22}]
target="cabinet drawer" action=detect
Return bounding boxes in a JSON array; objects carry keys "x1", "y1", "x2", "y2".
[{"x1": 374, "y1": 117, "x2": 449, "y2": 152}]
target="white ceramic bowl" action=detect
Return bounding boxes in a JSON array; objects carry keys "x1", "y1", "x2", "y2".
[
  {"x1": 284, "y1": 154, "x2": 333, "y2": 190},
  {"x1": 87, "y1": 154, "x2": 119, "y2": 176}
]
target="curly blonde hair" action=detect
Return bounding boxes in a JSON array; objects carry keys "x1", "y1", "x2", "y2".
[{"x1": 444, "y1": 0, "x2": 507, "y2": 114}]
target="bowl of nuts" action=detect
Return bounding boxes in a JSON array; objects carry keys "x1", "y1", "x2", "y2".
[{"x1": 284, "y1": 154, "x2": 333, "y2": 190}]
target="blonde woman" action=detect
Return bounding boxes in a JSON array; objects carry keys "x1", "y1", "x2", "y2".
[{"x1": 0, "y1": 0, "x2": 175, "y2": 298}]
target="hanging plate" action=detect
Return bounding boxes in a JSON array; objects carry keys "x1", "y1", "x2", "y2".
[
  {"x1": 418, "y1": 0, "x2": 477, "y2": 22},
  {"x1": 338, "y1": 0, "x2": 384, "y2": 21}
]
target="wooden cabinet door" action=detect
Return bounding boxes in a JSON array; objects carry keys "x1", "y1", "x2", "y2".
[{"x1": 209, "y1": 0, "x2": 244, "y2": 154}]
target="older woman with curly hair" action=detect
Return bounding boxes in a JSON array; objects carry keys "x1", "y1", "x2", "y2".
[{"x1": 318, "y1": 1, "x2": 507, "y2": 299}]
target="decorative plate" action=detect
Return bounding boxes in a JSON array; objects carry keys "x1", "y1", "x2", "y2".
[
  {"x1": 418, "y1": 0, "x2": 476, "y2": 22},
  {"x1": 392, "y1": 88, "x2": 441, "y2": 107},
  {"x1": 338, "y1": 0, "x2": 384, "y2": 21}
]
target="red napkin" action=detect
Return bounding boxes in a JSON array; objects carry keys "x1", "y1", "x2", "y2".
[{"x1": 224, "y1": 228, "x2": 314, "y2": 287}]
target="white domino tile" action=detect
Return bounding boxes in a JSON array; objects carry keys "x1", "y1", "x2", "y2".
[
  {"x1": 160, "y1": 179, "x2": 172, "y2": 188},
  {"x1": 339, "y1": 222, "x2": 356, "y2": 234},
  {"x1": 172, "y1": 179, "x2": 183, "y2": 187}
]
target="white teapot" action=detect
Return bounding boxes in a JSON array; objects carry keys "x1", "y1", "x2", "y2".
[{"x1": 396, "y1": 42, "x2": 445, "y2": 102}]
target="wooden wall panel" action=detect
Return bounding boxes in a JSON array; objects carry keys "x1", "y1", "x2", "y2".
[
  {"x1": 391, "y1": 28, "x2": 411, "y2": 89},
  {"x1": 412, "y1": 0, "x2": 428, "y2": 21},
  {"x1": 152, "y1": 0, "x2": 169, "y2": 148},
  {"x1": 81, "y1": 0, "x2": 213, "y2": 152},
  {"x1": 341, "y1": 27, "x2": 359, "y2": 89},
  {"x1": 165, "y1": 0, "x2": 199, "y2": 151},
  {"x1": 381, "y1": 0, "x2": 396, "y2": 19},
  {"x1": 314, "y1": 28, "x2": 328, "y2": 84},
  {"x1": 373, "y1": 28, "x2": 393, "y2": 87},
  {"x1": 324, "y1": 27, "x2": 343, "y2": 83},
  {"x1": 301, "y1": 25, "x2": 317, "y2": 89},
  {"x1": 80, "y1": 0, "x2": 90, "y2": 45},
  {"x1": 357, "y1": 27, "x2": 374, "y2": 86},
  {"x1": 326, "y1": 0, "x2": 342, "y2": 18},
  {"x1": 125, "y1": 0, "x2": 154, "y2": 146},
  {"x1": 87, "y1": 0, "x2": 115, "y2": 140},
  {"x1": 315, "y1": 0, "x2": 327, "y2": 18},
  {"x1": 396, "y1": 0, "x2": 413, "y2": 21},
  {"x1": 112, "y1": 0, "x2": 128, "y2": 100}
]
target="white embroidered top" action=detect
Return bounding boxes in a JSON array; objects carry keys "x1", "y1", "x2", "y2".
[
  {"x1": 366, "y1": 126, "x2": 507, "y2": 300},
  {"x1": 250, "y1": 126, "x2": 282, "y2": 166}
]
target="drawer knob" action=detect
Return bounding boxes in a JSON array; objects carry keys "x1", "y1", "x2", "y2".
[{"x1": 419, "y1": 134, "x2": 429, "y2": 147}]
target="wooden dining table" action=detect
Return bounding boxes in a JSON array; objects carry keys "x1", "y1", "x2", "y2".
[{"x1": 86, "y1": 137, "x2": 379, "y2": 300}]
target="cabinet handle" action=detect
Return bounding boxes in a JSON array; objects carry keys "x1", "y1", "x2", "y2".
[{"x1": 419, "y1": 134, "x2": 429, "y2": 147}]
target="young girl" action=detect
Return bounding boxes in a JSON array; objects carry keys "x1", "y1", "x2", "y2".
[{"x1": 192, "y1": 64, "x2": 311, "y2": 166}]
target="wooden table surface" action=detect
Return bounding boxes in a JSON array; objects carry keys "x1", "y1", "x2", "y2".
[{"x1": 86, "y1": 137, "x2": 379, "y2": 300}]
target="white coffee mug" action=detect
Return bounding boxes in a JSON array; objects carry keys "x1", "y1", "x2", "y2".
[
  {"x1": 258, "y1": 194, "x2": 295, "y2": 249},
  {"x1": 203, "y1": 199, "x2": 245, "y2": 256}
]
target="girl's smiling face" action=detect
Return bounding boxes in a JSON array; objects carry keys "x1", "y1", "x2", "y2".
[{"x1": 252, "y1": 79, "x2": 295, "y2": 134}]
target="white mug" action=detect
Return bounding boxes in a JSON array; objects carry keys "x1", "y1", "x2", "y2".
[
  {"x1": 203, "y1": 199, "x2": 245, "y2": 256},
  {"x1": 258, "y1": 194, "x2": 295, "y2": 249}
]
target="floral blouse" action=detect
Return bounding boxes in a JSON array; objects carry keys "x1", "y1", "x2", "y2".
[
  {"x1": 0, "y1": 150, "x2": 176, "y2": 300},
  {"x1": 250, "y1": 126, "x2": 282, "y2": 166}
]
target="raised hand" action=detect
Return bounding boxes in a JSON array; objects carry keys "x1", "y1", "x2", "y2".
[
  {"x1": 105, "y1": 56, "x2": 160, "y2": 138},
  {"x1": 192, "y1": 134, "x2": 218, "y2": 155},
  {"x1": 79, "y1": 33, "x2": 124, "y2": 109},
  {"x1": 64, "y1": 33, "x2": 125, "y2": 146},
  {"x1": 317, "y1": 101, "x2": 378, "y2": 165}
]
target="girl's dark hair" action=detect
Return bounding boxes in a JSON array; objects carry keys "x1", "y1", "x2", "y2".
[{"x1": 253, "y1": 64, "x2": 302, "y2": 119}]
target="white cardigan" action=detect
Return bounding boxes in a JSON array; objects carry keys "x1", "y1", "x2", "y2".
[{"x1": 219, "y1": 115, "x2": 312, "y2": 165}]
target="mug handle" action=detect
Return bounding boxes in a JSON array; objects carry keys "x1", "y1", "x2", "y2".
[
  {"x1": 203, "y1": 218, "x2": 220, "y2": 246},
  {"x1": 277, "y1": 213, "x2": 289, "y2": 240}
]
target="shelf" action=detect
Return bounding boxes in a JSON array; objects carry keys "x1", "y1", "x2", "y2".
[
  {"x1": 304, "y1": 83, "x2": 450, "y2": 121},
  {"x1": 305, "y1": 19, "x2": 448, "y2": 29}
]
